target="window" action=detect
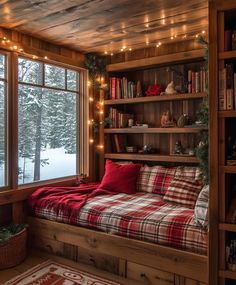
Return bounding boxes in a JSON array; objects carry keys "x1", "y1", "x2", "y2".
[
  {"x1": 0, "y1": 53, "x2": 7, "y2": 187},
  {"x1": 18, "y1": 58, "x2": 80, "y2": 184}
]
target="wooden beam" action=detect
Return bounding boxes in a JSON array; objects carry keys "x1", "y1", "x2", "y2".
[{"x1": 28, "y1": 217, "x2": 207, "y2": 283}]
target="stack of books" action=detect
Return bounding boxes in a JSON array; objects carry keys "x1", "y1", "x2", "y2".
[
  {"x1": 109, "y1": 77, "x2": 141, "y2": 99},
  {"x1": 187, "y1": 69, "x2": 208, "y2": 93},
  {"x1": 219, "y1": 63, "x2": 236, "y2": 110},
  {"x1": 108, "y1": 107, "x2": 133, "y2": 128}
]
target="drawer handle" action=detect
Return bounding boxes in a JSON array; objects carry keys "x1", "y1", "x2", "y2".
[{"x1": 140, "y1": 273, "x2": 150, "y2": 285}]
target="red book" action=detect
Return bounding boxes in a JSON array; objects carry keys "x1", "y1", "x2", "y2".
[
  {"x1": 192, "y1": 72, "x2": 196, "y2": 93},
  {"x1": 111, "y1": 77, "x2": 116, "y2": 99}
]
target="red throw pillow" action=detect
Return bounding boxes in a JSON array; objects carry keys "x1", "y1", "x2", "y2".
[{"x1": 99, "y1": 160, "x2": 142, "y2": 194}]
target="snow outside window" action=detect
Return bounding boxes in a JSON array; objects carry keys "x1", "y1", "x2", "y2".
[
  {"x1": 18, "y1": 58, "x2": 79, "y2": 184},
  {"x1": 0, "y1": 54, "x2": 7, "y2": 187}
]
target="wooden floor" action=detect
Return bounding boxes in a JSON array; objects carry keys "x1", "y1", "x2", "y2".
[{"x1": 0, "y1": 250, "x2": 142, "y2": 285}]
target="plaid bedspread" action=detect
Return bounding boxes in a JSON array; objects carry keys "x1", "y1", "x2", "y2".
[{"x1": 31, "y1": 192, "x2": 207, "y2": 254}]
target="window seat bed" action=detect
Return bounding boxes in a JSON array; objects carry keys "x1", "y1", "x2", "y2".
[{"x1": 28, "y1": 183, "x2": 207, "y2": 255}]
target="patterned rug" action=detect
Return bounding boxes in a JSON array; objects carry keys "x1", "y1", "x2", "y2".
[{"x1": 5, "y1": 260, "x2": 122, "y2": 285}]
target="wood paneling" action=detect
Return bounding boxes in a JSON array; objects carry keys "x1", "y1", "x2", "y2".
[
  {"x1": 28, "y1": 217, "x2": 208, "y2": 283},
  {"x1": 0, "y1": 27, "x2": 84, "y2": 66},
  {"x1": 0, "y1": 0, "x2": 208, "y2": 53},
  {"x1": 127, "y1": 262, "x2": 174, "y2": 285}
]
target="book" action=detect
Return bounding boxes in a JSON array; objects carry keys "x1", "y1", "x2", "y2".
[
  {"x1": 227, "y1": 89, "x2": 234, "y2": 110},
  {"x1": 188, "y1": 70, "x2": 192, "y2": 93},
  {"x1": 234, "y1": 73, "x2": 236, "y2": 109},
  {"x1": 192, "y1": 72, "x2": 195, "y2": 93},
  {"x1": 219, "y1": 68, "x2": 227, "y2": 110},
  {"x1": 113, "y1": 134, "x2": 122, "y2": 152},
  {"x1": 195, "y1": 72, "x2": 200, "y2": 93}
]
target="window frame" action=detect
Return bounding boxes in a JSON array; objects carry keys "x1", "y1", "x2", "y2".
[
  {"x1": 0, "y1": 50, "x2": 10, "y2": 191},
  {"x1": 0, "y1": 51, "x2": 89, "y2": 191}
]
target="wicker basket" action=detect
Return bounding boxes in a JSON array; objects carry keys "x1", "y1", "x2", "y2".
[{"x1": 0, "y1": 228, "x2": 27, "y2": 269}]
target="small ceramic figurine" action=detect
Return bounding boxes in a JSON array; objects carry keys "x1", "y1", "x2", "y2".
[
  {"x1": 165, "y1": 81, "x2": 177, "y2": 95},
  {"x1": 160, "y1": 110, "x2": 170, "y2": 127},
  {"x1": 174, "y1": 140, "x2": 183, "y2": 154}
]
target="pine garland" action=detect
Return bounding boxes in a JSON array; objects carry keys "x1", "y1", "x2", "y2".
[
  {"x1": 196, "y1": 36, "x2": 209, "y2": 184},
  {"x1": 84, "y1": 53, "x2": 108, "y2": 89},
  {"x1": 0, "y1": 224, "x2": 27, "y2": 246}
]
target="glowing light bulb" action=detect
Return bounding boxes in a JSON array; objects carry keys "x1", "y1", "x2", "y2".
[
  {"x1": 44, "y1": 56, "x2": 48, "y2": 59},
  {"x1": 89, "y1": 139, "x2": 94, "y2": 143},
  {"x1": 13, "y1": 45, "x2": 17, "y2": 50},
  {"x1": 89, "y1": 97, "x2": 94, "y2": 102}
]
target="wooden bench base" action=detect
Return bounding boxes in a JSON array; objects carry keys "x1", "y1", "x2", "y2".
[{"x1": 27, "y1": 217, "x2": 208, "y2": 285}]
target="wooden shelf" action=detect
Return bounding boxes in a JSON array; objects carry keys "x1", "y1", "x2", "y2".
[
  {"x1": 107, "y1": 49, "x2": 205, "y2": 72},
  {"x1": 219, "y1": 223, "x2": 236, "y2": 232},
  {"x1": 104, "y1": 153, "x2": 198, "y2": 163},
  {"x1": 219, "y1": 270, "x2": 236, "y2": 280},
  {"x1": 220, "y1": 165, "x2": 236, "y2": 174},
  {"x1": 104, "y1": 92, "x2": 207, "y2": 105},
  {"x1": 104, "y1": 127, "x2": 207, "y2": 134},
  {"x1": 219, "y1": 50, "x2": 236, "y2": 60},
  {"x1": 219, "y1": 111, "x2": 236, "y2": 118}
]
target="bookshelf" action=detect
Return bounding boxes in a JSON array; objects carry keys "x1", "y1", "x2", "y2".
[
  {"x1": 209, "y1": 3, "x2": 236, "y2": 285},
  {"x1": 102, "y1": 47, "x2": 208, "y2": 173}
]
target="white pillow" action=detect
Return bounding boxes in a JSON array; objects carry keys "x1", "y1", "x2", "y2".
[{"x1": 194, "y1": 185, "x2": 209, "y2": 228}]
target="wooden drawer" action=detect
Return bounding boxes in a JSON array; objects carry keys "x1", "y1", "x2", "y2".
[{"x1": 127, "y1": 261, "x2": 174, "y2": 285}]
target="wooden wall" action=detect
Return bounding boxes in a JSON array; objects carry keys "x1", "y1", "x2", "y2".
[
  {"x1": 110, "y1": 39, "x2": 203, "y2": 64},
  {"x1": 0, "y1": 27, "x2": 84, "y2": 66}
]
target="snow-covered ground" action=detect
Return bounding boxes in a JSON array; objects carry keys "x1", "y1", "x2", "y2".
[{"x1": 0, "y1": 147, "x2": 76, "y2": 185}]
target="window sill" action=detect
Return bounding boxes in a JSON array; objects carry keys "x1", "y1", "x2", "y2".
[{"x1": 0, "y1": 176, "x2": 77, "y2": 206}]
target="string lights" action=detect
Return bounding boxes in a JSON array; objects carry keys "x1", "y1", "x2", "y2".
[
  {"x1": 104, "y1": 30, "x2": 207, "y2": 55},
  {"x1": 87, "y1": 76, "x2": 106, "y2": 150},
  {"x1": 0, "y1": 35, "x2": 49, "y2": 61}
]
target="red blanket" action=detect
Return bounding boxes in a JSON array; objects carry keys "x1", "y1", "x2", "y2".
[{"x1": 28, "y1": 183, "x2": 118, "y2": 224}]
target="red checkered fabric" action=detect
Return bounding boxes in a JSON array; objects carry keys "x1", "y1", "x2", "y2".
[
  {"x1": 31, "y1": 191, "x2": 207, "y2": 254},
  {"x1": 136, "y1": 165, "x2": 176, "y2": 194},
  {"x1": 175, "y1": 166, "x2": 201, "y2": 181},
  {"x1": 163, "y1": 177, "x2": 203, "y2": 209}
]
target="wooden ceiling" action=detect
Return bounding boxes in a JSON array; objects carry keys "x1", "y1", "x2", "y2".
[{"x1": 0, "y1": 0, "x2": 208, "y2": 54}]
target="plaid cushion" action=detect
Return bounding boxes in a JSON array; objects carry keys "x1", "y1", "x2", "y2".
[
  {"x1": 31, "y1": 192, "x2": 207, "y2": 254},
  {"x1": 136, "y1": 165, "x2": 176, "y2": 194},
  {"x1": 153, "y1": 166, "x2": 176, "y2": 195},
  {"x1": 163, "y1": 177, "x2": 203, "y2": 209},
  {"x1": 194, "y1": 185, "x2": 209, "y2": 228},
  {"x1": 175, "y1": 166, "x2": 201, "y2": 181}
]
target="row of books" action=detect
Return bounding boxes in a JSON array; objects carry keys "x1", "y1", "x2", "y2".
[
  {"x1": 109, "y1": 77, "x2": 142, "y2": 100},
  {"x1": 224, "y1": 30, "x2": 236, "y2": 51},
  {"x1": 108, "y1": 107, "x2": 133, "y2": 128},
  {"x1": 187, "y1": 69, "x2": 208, "y2": 93},
  {"x1": 219, "y1": 64, "x2": 236, "y2": 110}
]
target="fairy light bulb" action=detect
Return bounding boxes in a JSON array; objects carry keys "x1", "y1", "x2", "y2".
[
  {"x1": 89, "y1": 139, "x2": 94, "y2": 143},
  {"x1": 89, "y1": 97, "x2": 94, "y2": 102}
]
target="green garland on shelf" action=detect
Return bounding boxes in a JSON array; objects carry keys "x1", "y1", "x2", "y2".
[
  {"x1": 84, "y1": 53, "x2": 108, "y2": 89},
  {"x1": 196, "y1": 35, "x2": 209, "y2": 184}
]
